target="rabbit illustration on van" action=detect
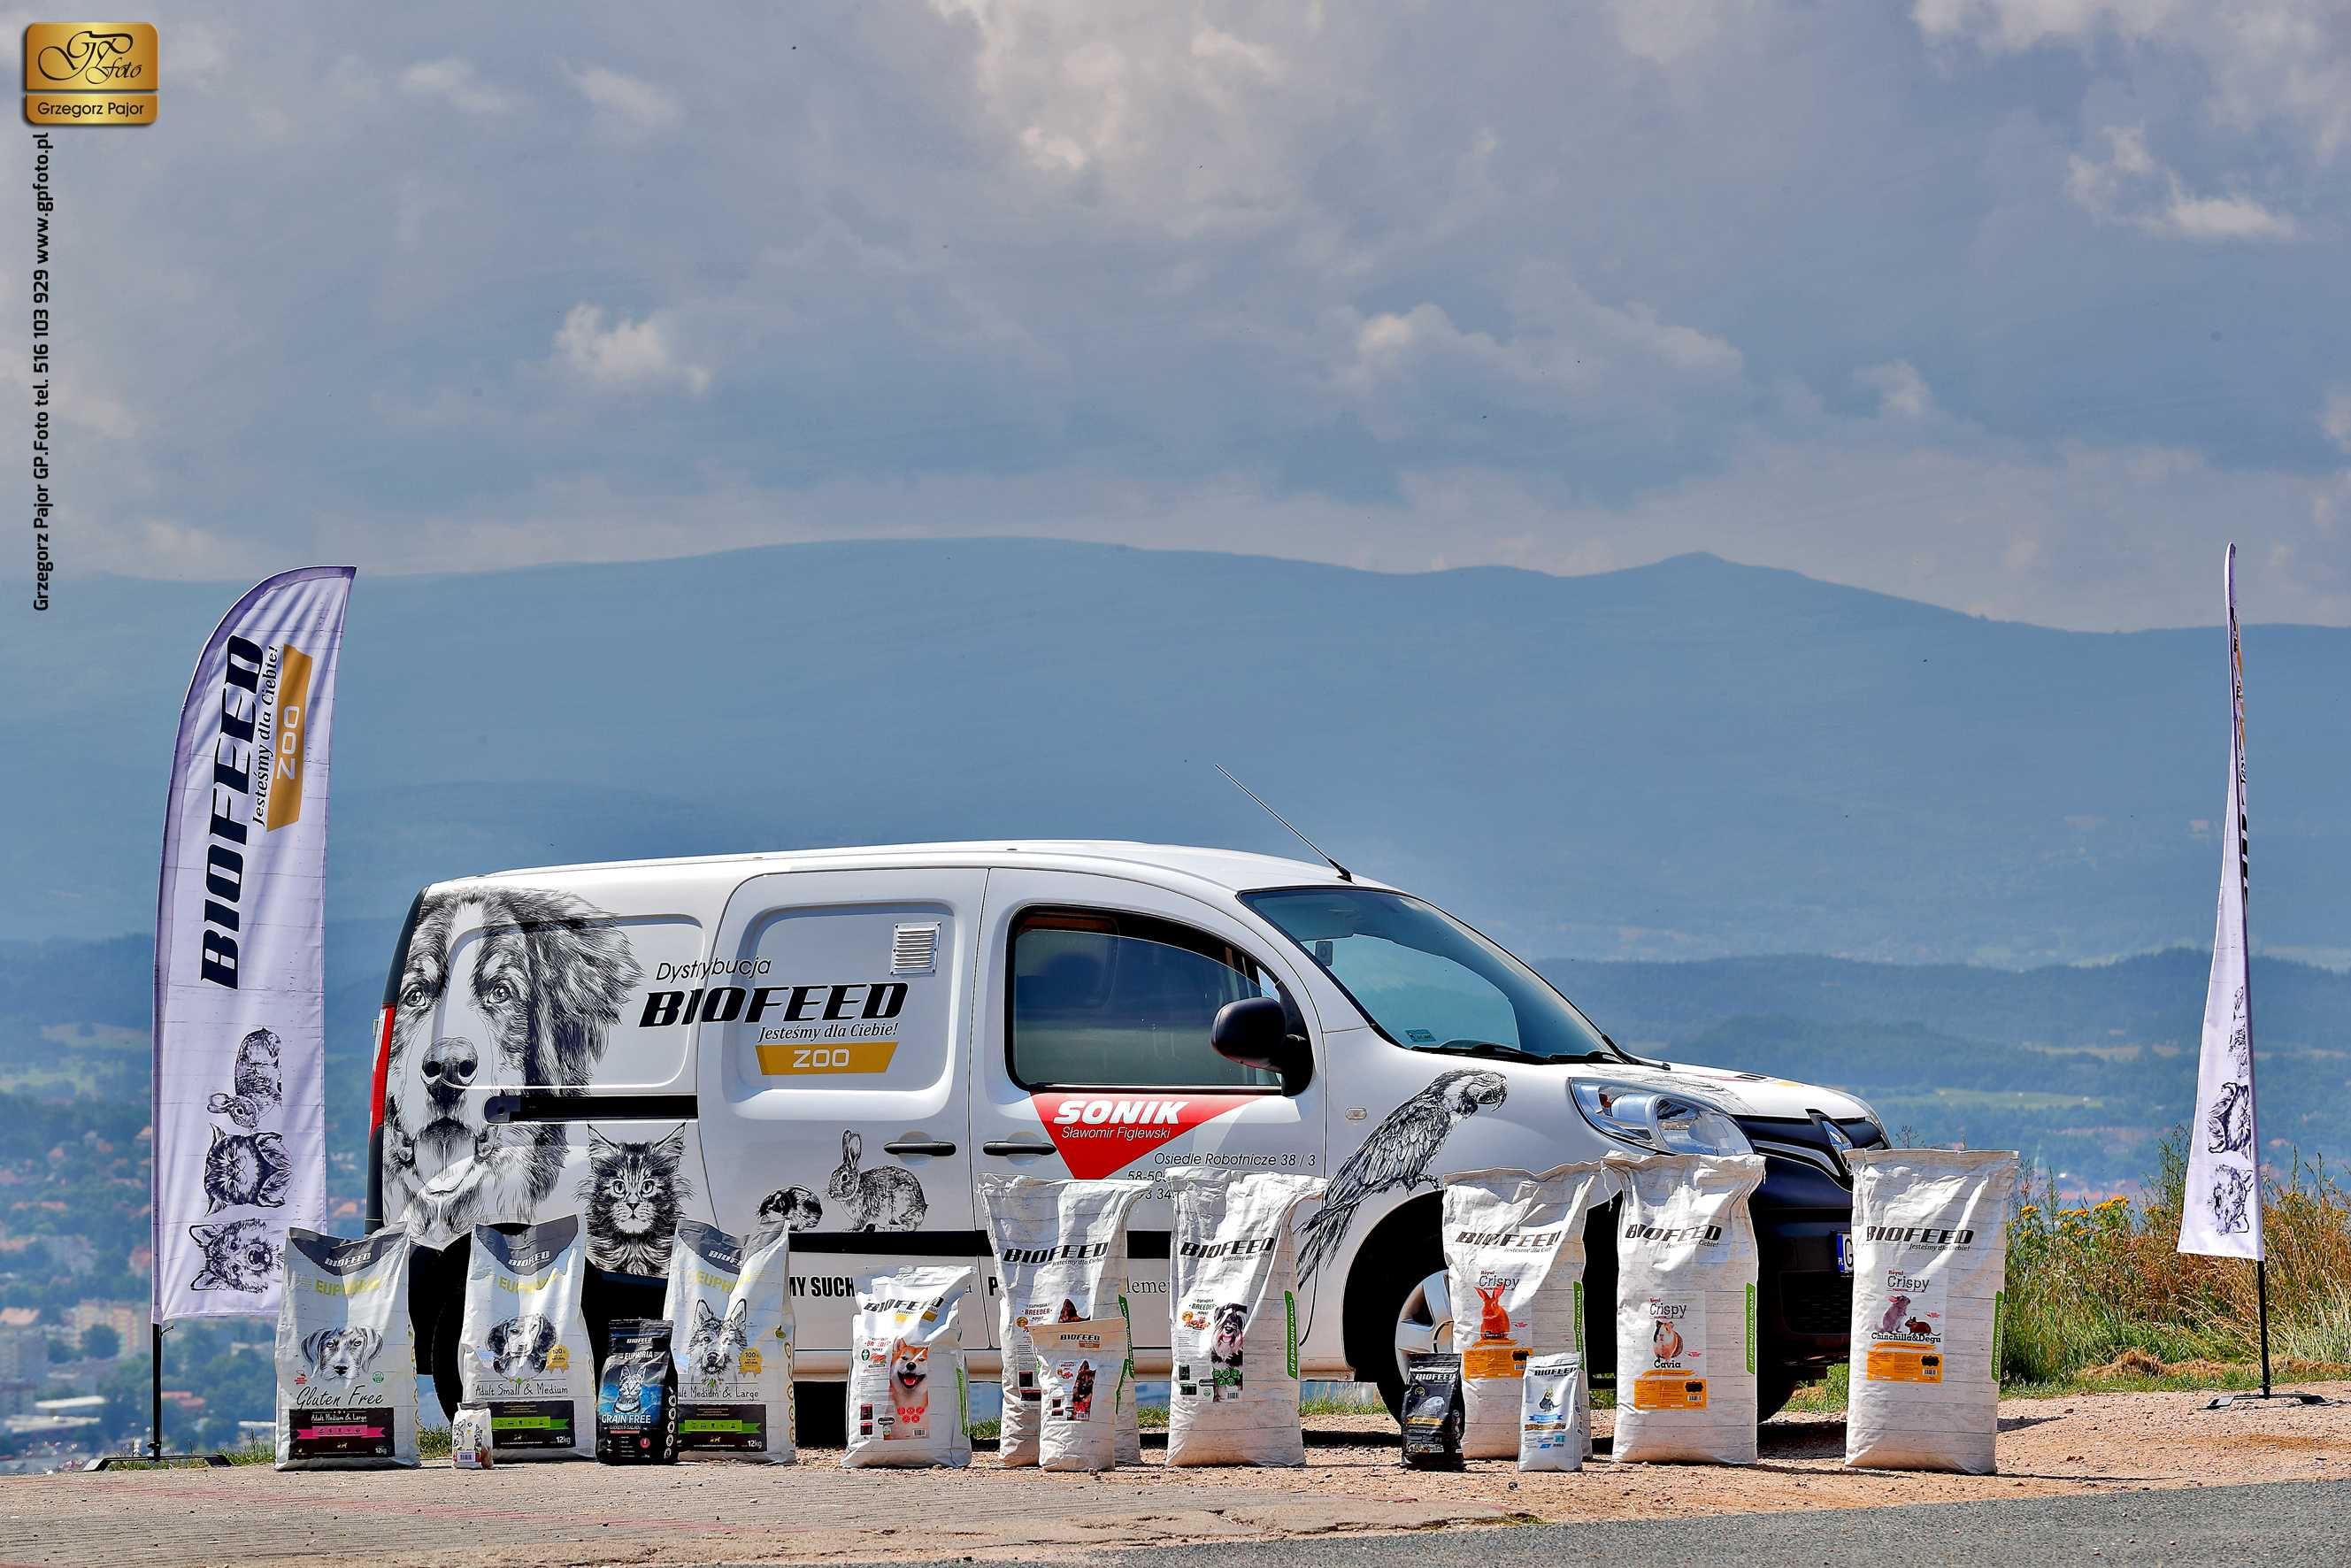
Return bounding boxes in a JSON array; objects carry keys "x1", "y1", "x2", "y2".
[{"x1": 828, "y1": 1131, "x2": 929, "y2": 1231}]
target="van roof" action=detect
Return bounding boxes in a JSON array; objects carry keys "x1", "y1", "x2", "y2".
[{"x1": 470, "y1": 840, "x2": 1379, "y2": 895}]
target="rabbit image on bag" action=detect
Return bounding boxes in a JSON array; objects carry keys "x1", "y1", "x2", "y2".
[{"x1": 828, "y1": 1132, "x2": 927, "y2": 1231}]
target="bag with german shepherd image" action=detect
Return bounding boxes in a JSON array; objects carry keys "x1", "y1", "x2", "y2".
[
  {"x1": 1844, "y1": 1149, "x2": 2018, "y2": 1475},
  {"x1": 1609, "y1": 1153, "x2": 1767, "y2": 1466},
  {"x1": 460, "y1": 1216, "x2": 595, "y2": 1461},
  {"x1": 977, "y1": 1174, "x2": 1150, "y2": 1467},
  {"x1": 1441, "y1": 1163, "x2": 1620, "y2": 1459},
  {"x1": 1031, "y1": 1317, "x2": 1129, "y2": 1472},
  {"x1": 660, "y1": 1219, "x2": 796, "y2": 1464},
  {"x1": 274, "y1": 1226, "x2": 418, "y2": 1470},
  {"x1": 1165, "y1": 1168, "x2": 1326, "y2": 1467},
  {"x1": 842, "y1": 1265, "x2": 973, "y2": 1469}
]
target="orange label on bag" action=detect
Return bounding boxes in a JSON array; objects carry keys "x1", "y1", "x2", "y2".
[
  {"x1": 1864, "y1": 1343, "x2": 1943, "y2": 1383},
  {"x1": 1463, "y1": 1343, "x2": 1525, "y2": 1380},
  {"x1": 1633, "y1": 1372, "x2": 1708, "y2": 1410}
]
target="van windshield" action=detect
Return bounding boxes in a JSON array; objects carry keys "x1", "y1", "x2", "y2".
[{"x1": 1240, "y1": 887, "x2": 1623, "y2": 1065}]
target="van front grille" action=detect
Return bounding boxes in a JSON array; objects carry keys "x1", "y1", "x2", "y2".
[{"x1": 1781, "y1": 1272, "x2": 1852, "y2": 1336}]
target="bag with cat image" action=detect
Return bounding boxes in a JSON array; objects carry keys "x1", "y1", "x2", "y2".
[
  {"x1": 274, "y1": 1226, "x2": 418, "y2": 1470},
  {"x1": 459, "y1": 1215, "x2": 596, "y2": 1461},
  {"x1": 1844, "y1": 1148, "x2": 2018, "y2": 1476},
  {"x1": 660, "y1": 1218, "x2": 796, "y2": 1463},
  {"x1": 842, "y1": 1264, "x2": 973, "y2": 1469},
  {"x1": 1030, "y1": 1317, "x2": 1128, "y2": 1472},
  {"x1": 1609, "y1": 1152, "x2": 1768, "y2": 1466},
  {"x1": 1441, "y1": 1162, "x2": 1619, "y2": 1459},
  {"x1": 1165, "y1": 1168, "x2": 1325, "y2": 1468},
  {"x1": 976, "y1": 1174, "x2": 1151, "y2": 1466},
  {"x1": 595, "y1": 1320, "x2": 679, "y2": 1464}
]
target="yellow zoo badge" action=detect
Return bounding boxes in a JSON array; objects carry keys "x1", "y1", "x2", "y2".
[
  {"x1": 755, "y1": 1039, "x2": 899, "y2": 1077},
  {"x1": 23, "y1": 23, "x2": 158, "y2": 126}
]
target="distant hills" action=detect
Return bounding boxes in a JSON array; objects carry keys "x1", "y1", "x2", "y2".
[{"x1": 6, "y1": 541, "x2": 2347, "y2": 964}]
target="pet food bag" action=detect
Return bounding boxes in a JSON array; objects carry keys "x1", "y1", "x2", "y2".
[
  {"x1": 977, "y1": 1174, "x2": 1151, "y2": 1466},
  {"x1": 459, "y1": 1215, "x2": 595, "y2": 1461},
  {"x1": 1610, "y1": 1152, "x2": 1767, "y2": 1465},
  {"x1": 450, "y1": 1405, "x2": 494, "y2": 1470},
  {"x1": 1164, "y1": 1168, "x2": 1325, "y2": 1467},
  {"x1": 274, "y1": 1226, "x2": 418, "y2": 1470},
  {"x1": 1518, "y1": 1353, "x2": 1587, "y2": 1472},
  {"x1": 1399, "y1": 1353, "x2": 1465, "y2": 1470},
  {"x1": 1441, "y1": 1162, "x2": 1619, "y2": 1459},
  {"x1": 595, "y1": 1320, "x2": 680, "y2": 1464},
  {"x1": 1030, "y1": 1317, "x2": 1129, "y2": 1472},
  {"x1": 1844, "y1": 1148, "x2": 2020, "y2": 1475},
  {"x1": 662, "y1": 1218, "x2": 796, "y2": 1463},
  {"x1": 842, "y1": 1265, "x2": 974, "y2": 1469}
]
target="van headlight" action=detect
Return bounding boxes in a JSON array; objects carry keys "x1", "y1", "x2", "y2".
[{"x1": 1572, "y1": 1081, "x2": 1752, "y2": 1156}]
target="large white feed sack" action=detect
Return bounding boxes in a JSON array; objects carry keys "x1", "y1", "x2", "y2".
[
  {"x1": 842, "y1": 1265, "x2": 974, "y2": 1469},
  {"x1": 1610, "y1": 1153, "x2": 1766, "y2": 1465},
  {"x1": 1031, "y1": 1317, "x2": 1129, "y2": 1472},
  {"x1": 274, "y1": 1226, "x2": 418, "y2": 1469},
  {"x1": 1164, "y1": 1169, "x2": 1325, "y2": 1467},
  {"x1": 1844, "y1": 1148, "x2": 2019, "y2": 1474},
  {"x1": 1517, "y1": 1352, "x2": 1587, "y2": 1472},
  {"x1": 661, "y1": 1218, "x2": 796, "y2": 1463},
  {"x1": 976, "y1": 1175, "x2": 1149, "y2": 1466},
  {"x1": 460, "y1": 1216, "x2": 596, "y2": 1460},
  {"x1": 1441, "y1": 1162, "x2": 1619, "y2": 1459}
]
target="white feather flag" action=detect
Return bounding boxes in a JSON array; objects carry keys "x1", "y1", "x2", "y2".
[{"x1": 2178, "y1": 544, "x2": 2261, "y2": 1262}]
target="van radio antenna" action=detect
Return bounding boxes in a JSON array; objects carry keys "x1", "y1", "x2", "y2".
[{"x1": 1216, "y1": 765, "x2": 1353, "y2": 881}]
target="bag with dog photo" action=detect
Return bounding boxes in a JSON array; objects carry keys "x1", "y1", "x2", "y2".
[
  {"x1": 976, "y1": 1174, "x2": 1151, "y2": 1466},
  {"x1": 459, "y1": 1215, "x2": 596, "y2": 1461},
  {"x1": 1441, "y1": 1162, "x2": 1619, "y2": 1459},
  {"x1": 1609, "y1": 1152, "x2": 1768, "y2": 1466},
  {"x1": 274, "y1": 1226, "x2": 418, "y2": 1470},
  {"x1": 1844, "y1": 1148, "x2": 2018, "y2": 1475},
  {"x1": 661, "y1": 1218, "x2": 796, "y2": 1464},
  {"x1": 1164, "y1": 1168, "x2": 1326, "y2": 1468},
  {"x1": 595, "y1": 1320, "x2": 679, "y2": 1464},
  {"x1": 842, "y1": 1264, "x2": 974, "y2": 1469},
  {"x1": 1031, "y1": 1317, "x2": 1128, "y2": 1472}
]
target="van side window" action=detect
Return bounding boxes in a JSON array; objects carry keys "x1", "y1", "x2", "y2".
[{"x1": 1009, "y1": 909, "x2": 1288, "y2": 1090}]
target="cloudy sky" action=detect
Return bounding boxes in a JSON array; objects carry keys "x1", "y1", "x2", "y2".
[{"x1": 11, "y1": 1, "x2": 2350, "y2": 627}]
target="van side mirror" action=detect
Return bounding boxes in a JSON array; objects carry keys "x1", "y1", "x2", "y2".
[{"x1": 1210, "y1": 995, "x2": 1313, "y2": 1093}]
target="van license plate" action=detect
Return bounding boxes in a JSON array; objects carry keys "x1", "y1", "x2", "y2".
[{"x1": 1833, "y1": 1231, "x2": 1853, "y2": 1275}]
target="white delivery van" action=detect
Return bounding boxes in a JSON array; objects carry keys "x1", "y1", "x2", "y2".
[{"x1": 366, "y1": 842, "x2": 1882, "y2": 1433}]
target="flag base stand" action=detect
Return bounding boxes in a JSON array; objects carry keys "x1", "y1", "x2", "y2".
[
  {"x1": 83, "y1": 1451, "x2": 232, "y2": 1471},
  {"x1": 80, "y1": 1324, "x2": 234, "y2": 1470},
  {"x1": 2202, "y1": 1390, "x2": 2330, "y2": 1411}
]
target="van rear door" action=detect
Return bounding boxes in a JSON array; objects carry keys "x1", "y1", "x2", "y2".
[{"x1": 693, "y1": 868, "x2": 982, "y2": 1364}]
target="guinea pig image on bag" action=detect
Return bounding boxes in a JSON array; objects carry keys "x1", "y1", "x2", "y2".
[
  {"x1": 275, "y1": 1226, "x2": 418, "y2": 1470},
  {"x1": 661, "y1": 1218, "x2": 796, "y2": 1463},
  {"x1": 1608, "y1": 1152, "x2": 1767, "y2": 1466},
  {"x1": 1165, "y1": 1168, "x2": 1325, "y2": 1467},
  {"x1": 1440, "y1": 1162, "x2": 1620, "y2": 1460},
  {"x1": 842, "y1": 1265, "x2": 974, "y2": 1469},
  {"x1": 1844, "y1": 1148, "x2": 2019, "y2": 1475},
  {"x1": 459, "y1": 1215, "x2": 595, "y2": 1460},
  {"x1": 1030, "y1": 1317, "x2": 1129, "y2": 1472},
  {"x1": 977, "y1": 1174, "x2": 1150, "y2": 1467}
]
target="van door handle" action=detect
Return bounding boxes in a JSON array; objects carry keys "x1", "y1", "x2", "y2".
[
  {"x1": 981, "y1": 1139, "x2": 1056, "y2": 1157},
  {"x1": 882, "y1": 1135, "x2": 958, "y2": 1157}
]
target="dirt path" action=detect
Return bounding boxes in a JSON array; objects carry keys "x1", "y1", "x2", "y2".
[{"x1": 1, "y1": 1383, "x2": 2341, "y2": 1567}]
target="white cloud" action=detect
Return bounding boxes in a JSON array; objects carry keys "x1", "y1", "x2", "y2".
[
  {"x1": 399, "y1": 58, "x2": 517, "y2": 115},
  {"x1": 2322, "y1": 389, "x2": 2351, "y2": 454},
  {"x1": 566, "y1": 64, "x2": 681, "y2": 135},
  {"x1": 2065, "y1": 127, "x2": 2299, "y2": 241},
  {"x1": 552, "y1": 305, "x2": 711, "y2": 396},
  {"x1": 1917, "y1": 0, "x2": 2351, "y2": 163},
  {"x1": 1858, "y1": 360, "x2": 1935, "y2": 419}
]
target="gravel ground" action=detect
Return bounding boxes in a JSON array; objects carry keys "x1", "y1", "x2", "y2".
[{"x1": 0, "y1": 1382, "x2": 2340, "y2": 1567}]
